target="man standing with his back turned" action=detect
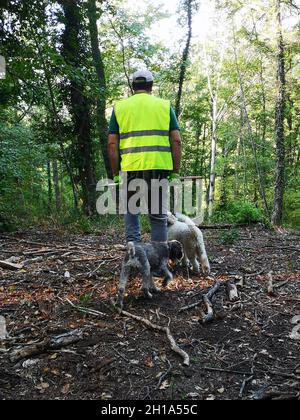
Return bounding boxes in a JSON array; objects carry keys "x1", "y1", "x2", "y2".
[{"x1": 108, "y1": 69, "x2": 182, "y2": 243}]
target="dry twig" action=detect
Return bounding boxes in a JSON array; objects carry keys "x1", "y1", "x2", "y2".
[{"x1": 117, "y1": 307, "x2": 190, "y2": 366}]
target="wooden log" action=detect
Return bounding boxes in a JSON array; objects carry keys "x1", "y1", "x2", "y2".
[
  {"x1": 0, "y1": 260, "x2": 23, "y2": 271},
  {"x1": 9, "y1": 329, "x2": 84, "y2": 363}
]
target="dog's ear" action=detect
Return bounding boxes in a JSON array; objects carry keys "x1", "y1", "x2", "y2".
[{"x1": 168, "y1": 240, "x2": 183, "y2": 261}]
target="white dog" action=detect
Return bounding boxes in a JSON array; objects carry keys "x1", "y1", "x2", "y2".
[{"x1": 167, "y1": 212, "x2": 210, "y2": 275}]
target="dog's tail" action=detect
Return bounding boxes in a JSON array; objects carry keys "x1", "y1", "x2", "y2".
[{"x1": 127, "y1": 241, "x2": 136, "y2": 259}]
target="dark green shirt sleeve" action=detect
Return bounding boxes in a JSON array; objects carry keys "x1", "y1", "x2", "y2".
[
  {"x1": 108, "y1": 109, "x2": 119, "y2": 134},
  {"x1": 170, "y1": 106, "x2": 180, "y2": 131},
  {"x1": 108, "y1": 105, "x2": 180, "y2": 134}
]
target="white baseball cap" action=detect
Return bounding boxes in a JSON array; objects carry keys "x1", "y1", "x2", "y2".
[{"x1": 132, "y1": 69, "x2": 154, "y2": 83}]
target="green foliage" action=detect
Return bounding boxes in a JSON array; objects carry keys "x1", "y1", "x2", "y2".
[
  {"x1": 79, "y1": 293, "x2": 92, "y2": 306},
  {"x1": 0, "y1": 0, "x2": 299, "y2": 231},
  {"x1": 212, "y1": 200, "x2": 265, "y2": 225},
  {"x1": 141, "y1": 215, "x2": 151, "y2": 234},
  {"x1": 284, "y1": 190, "x2": 300, "y2": 229},
  {"x1": 0, "y1": 121, "x2": 49, "y2": 228},
  {"x1": 218, "y1": 228, "x2": 240, "y2": 245}
]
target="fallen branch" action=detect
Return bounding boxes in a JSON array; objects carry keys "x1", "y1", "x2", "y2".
[
  {"x1": 202, "y1": 282, "x2": 221, "y2": 323},
  {"x1": 10, "y1": 329, "x2": 83, "y2": 363},
  {"x1": 274, "y1": 280, "x2": 289, "y2": 289},
  {"x1": 239, "y1": 375, "x2": 254, "y2": 398},
  {"x1": 179, "y1": 281, "x2": 223, "y2": 316},
  {"x1": 196, "y1": 222, "x2": 259, "y2": 230},
  {"x1": 267, "y1": 272, "x2": 274, "y2": 295},
  {"x1": 204, "y1": 366, "x2": 253, "y2": 376},
  {"x1": 290, "y1": 315, "x2": 300, "y2": 341},
  {"x1": 70, "y1": 256, "x2": 120, "y2": 263},
  {"x1": 64, "y1": 298, "x2": 108, "y2": 318},
  {"x1": 226, "y1": 281, "x2": 239, "y2": 301},
  {"x1": 0, "y1": 260, "x2": 24, "y2": 271},
  {"x1": 157, "y1": 358, "x2": 172, "y2": 389},
  {"x1": 179, "y1": 299, "x2": 203, "y2": 313},
  {"x1": 116, "y1": 307, "x2": 190, "y2": 366}
]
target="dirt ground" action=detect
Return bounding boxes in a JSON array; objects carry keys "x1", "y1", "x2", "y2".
[{"x1": 0, "y1": 224, "x2": 299, "y2": 400}]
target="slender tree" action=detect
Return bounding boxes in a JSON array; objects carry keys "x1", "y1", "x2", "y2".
[
  {"x1": 272, "y1": 0, "x2": 286, "y2": 225},
  {"x1": 175, "y1": 0, "x2": 197, "y2": 117},
  {"x1": 60, "y1": 0, "x2": 96, "y2": 216},
  {"x1": 204, "y1": 43, "x2": 225, "y2": 221},
  {"x1": 86, "y1": 0, "x2": 111, "y2": 178}
]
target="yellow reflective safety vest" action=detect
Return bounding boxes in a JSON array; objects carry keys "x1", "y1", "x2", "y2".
[{"x1": 114, "y1": 93, "x2": 173, "y2": 171}]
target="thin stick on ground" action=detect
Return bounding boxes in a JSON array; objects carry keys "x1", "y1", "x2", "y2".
[
  {"x1": 156, "y1": 358, "x2": 172, "y2": 389},
  {"x1": 202, "y1": 281, "x2": 221, "y2": 323},
  {"x1": 116, "y1": 307, "x2": 190, "y2": 366},
  {"x1": 267, "y1": 272, "x2": 275, "y2": 295},
  {"x1": 64, "y1": 298, "x2": 108, "y2": 318}
]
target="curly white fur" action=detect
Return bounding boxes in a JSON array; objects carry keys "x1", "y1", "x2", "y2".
[{"x1": 167, "y1": 212, "x2": 210, "y2": 275}]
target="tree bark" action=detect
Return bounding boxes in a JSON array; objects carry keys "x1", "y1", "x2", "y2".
[
  {"x1": 29, "y1": 25, "x2": 79, "y2": 211},
  {"x1": 208, "y1": 96, "x2": 218, "y2": 220},
  {"x1": 53, "y1": 160, "x2": 61, "y2": 212},
  {"x1": 86, "y1": 0, "x2": 111, "y2": 178},
  {"x1": 60, "y1": 0, "x2": 96, "y2": 216},
  {"x1": 272, "y1": 0, "x2": 286, "y2": 226},
  {"x1": 232, "y1": 26, "x2": 270, "y2": 218},
  {"x1": 47, "y1": 161, "x2": 52, "y2": 211},
  {"x1": 175, "y1": 0, "x2": 193, "y2": 118}
]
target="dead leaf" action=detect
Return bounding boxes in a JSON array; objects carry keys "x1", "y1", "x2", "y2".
[
  {"x1": 145, "y1": 357, "x2": 154, "y2": 368},
  {"x1": 187, "y1": 392, "x2": 199, "y2": 398},
  {"x1": 62, "y1": 384, "x2": 70, "y2": 394},
  {"x1": 49, "y1": 353, "x2": 58, "y2": 360},
  {"x1": 159, "y1": 380, "x2": 170, "y2": 390},
  {"x1": 101, "y1": 392, "x2": 113, "y2": 400}
]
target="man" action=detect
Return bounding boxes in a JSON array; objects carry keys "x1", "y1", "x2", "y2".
[{"x1": 108, "y1": 69, "x2": 182, "y2": 243}]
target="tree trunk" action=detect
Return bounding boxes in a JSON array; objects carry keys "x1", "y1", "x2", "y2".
[
  {"x1": 86, "y1": 0, "x2": 111, "y2": 178},
  {"x1": 47, "y1": 160, "x2": 52, "y2": 211},
  {"x1": 272, "y1": 0, "x2": 286, "y2": 226},
  {"x1": 30, "y1": 25, "x2": 79, "y2": 211},
  {"x1": 60, "y1": 0, "x2": 96, "y2": 216},
  {"x1": 232, "y1": 26, "x2": 270, "y2": 218},
  {"x1": 208, "y1": 96, "x2": 218, "y2": 220},
  {"x1": 53, "y1": 160, "x2": 61, "y2": 212},
  {"x1": 175, "y1": 0, "x2": 193, "y2": 118}
]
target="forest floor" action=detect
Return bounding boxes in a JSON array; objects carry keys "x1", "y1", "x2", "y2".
[{"x1": 0, "y1": 224, "x2": 299, "y2": 400}]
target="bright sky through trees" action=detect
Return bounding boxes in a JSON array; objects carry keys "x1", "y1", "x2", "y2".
[
  {"x1": 125, "y1": 0, "x2": 300, "y2": 51},
  {"x1": 125, "y1": 0, "x2": 215, "y2": 49}
]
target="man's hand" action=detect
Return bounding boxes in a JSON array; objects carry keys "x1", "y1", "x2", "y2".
[{"x1": 113, "y1": 175, "x2": 123, "y2": 185}]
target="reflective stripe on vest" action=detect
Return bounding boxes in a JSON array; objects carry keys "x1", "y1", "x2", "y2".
[
  {"x1": 120, "y1": 146, "x2": 171, "y2": 155},
  {"x1": 120, "y1": 130, "x2": 170, "y2": 140},
  {"x1": 114, "y1": 93, "x2": 173, "y2": 171}
]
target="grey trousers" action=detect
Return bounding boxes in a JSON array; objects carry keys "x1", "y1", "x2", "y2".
[{"x1": 124, "y1": 170, "x2": 169, "y2": 243}]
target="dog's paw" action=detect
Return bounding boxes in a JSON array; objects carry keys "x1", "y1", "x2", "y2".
[
  {"x1": 142, "y1": 289, "x2": 153, "y2": 299},
  {"x1": 201, "y1": 263, "x2": 211, "y2": 276},
  {"x1": 202, "y1": 267, "x2": 210, "y2": 276}
]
